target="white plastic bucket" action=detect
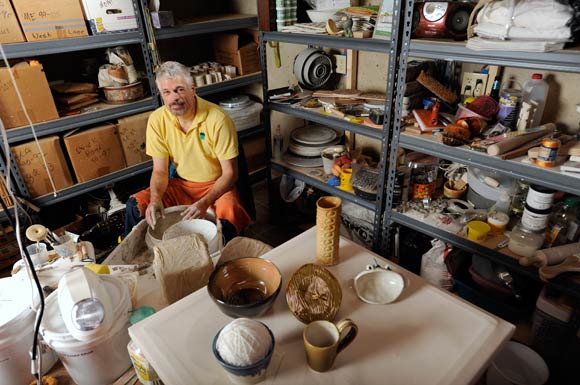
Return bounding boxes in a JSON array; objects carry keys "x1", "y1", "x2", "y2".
[
  {"x1": 486, "y1": 342, "x2": 549, "y2": 385},
  {"x1": 0, "y1": 277, "x2": 57, "y2": 385},
  {"x1": 164, "y1": 218, "x2": 219, "y2": 253},
  {"x1": 41, "y1": 275, "x2": 133, "y2": 385}
]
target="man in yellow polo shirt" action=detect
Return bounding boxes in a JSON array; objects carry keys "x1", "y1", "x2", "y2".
[{"x1": 124, "y1": 61, "x2": 252, "y2": 239}]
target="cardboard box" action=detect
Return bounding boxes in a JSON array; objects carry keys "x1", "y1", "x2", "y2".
[
  {"x1": 0, "y1": 0, "x2": 25, "y2": 43},
  {"x1": 117, "y1": 111, "x2": 152, "y2": 166},
  {"x1": 11, "y1": 0, "x2": 88, "y2": 41},
  {"x1": 12, "y1": 136, "x2": 74, "y2": 198},
  {"x1": 81, "y1": 0, "x2": 138, "y2": 34},
  {"x1": 0, "y1": 62, "x2": 59, "y2": 129},
  {"x1": 242, "y1": 134, "x2": 266, "y2": 173},
  {"x1": 213, "y1": 30, "x2": 260, "y2": 75},
  {"x1": 64, "y1": 123, "x2": 126, "y2": 182}
]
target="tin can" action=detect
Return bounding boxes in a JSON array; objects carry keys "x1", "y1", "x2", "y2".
[
  {"x1": 496, "y1": 88, "x2": 522, "y2": 129},
  {"x1": 536, "y1": 137, "x2": 561, "y2": 168}
]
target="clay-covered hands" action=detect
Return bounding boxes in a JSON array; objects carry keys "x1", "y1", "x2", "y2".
[
  {"x1": 181, "y1": 199, "x2": 211, "y2": 220},
  {"x1": 146, "y1": 201, "x2": 165, "y2": 230}
]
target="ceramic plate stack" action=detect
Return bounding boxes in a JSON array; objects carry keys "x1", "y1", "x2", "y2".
[
  {"x1": 219, "y1": 95, "x2": 262, "y2": 132},
  {"x1": 284, "y1": 125, "x2": 342, "y2": 168}
]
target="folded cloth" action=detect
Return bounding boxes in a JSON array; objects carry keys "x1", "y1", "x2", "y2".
[
  {"x1": 474, "y1": 0, "x2": 573, "y2": 41},
  {"x1": 477, "y1": 0, "x2": 573, "y2": 30},
  {"x1": 466, "y1": 37, "x2": 565, "y2": 52}
]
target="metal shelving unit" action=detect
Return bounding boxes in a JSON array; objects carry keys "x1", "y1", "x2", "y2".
[
  {"x1": 269, "y1": 103, "x2": 384, "y2": 140},
  {"x1": 6, "y1": 98, "x2": 157, "y2": 144},
  {"x1": 0, "y1": 0, "x2": 159, "y2": 208},
  {"x1": 410, "y1": 39, "x2": 580, "y2": 74},
  {"x1": 33, "y1": 161, "x2": 153, "y2": 207},
  {"x1": 259, "y1": 0, "x2": 408, "y2": 255},
  {"x1": 391, "y1": 212, "x2": 580, "y2": 299},
  {"x1": 0, "y1": 32, "x2": 143, "y2": 58},
  {"x1": 382, "y1": 0, "x2": 580, "y2": 297},
  {"x1": 238, "y1": 124, "x2": 265, "y2": 141},
  {"x1": 399, "y1": 132, "x2": 580, "y2": 196},
  {"x1": 154, "y1": 14, "x2": 258, "y2": 40},
  {"x1": 262, "y1": 31, "x2": 391, "y2": 53},
  {"x1": 196, "y1": 73, "x2": 262, "y2": 97},
  {"x1": 271, "y1": 162, "x2": 376, "y2": 211}
]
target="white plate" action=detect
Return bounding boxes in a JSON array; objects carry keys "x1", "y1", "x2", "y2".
[
  {"x1": 354, "y1": 269, "x2": 404, "y2": 304},
  {"x1": 283, "y1": 152, "x2": 323, "y2": 168},
  {"x1": 291, "y1": 126, "x2": 337, "y2": 145},
  {"x1": 288, "y1": 137, "x2": 342, "y2": 157}
]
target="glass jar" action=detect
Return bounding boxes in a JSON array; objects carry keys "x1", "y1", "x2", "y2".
[
  {"x1": 544, "y1": 197, "x2": 580, "y2": 247},
  {"x1": 407, "y1": 152, "x2": 439, "y2": 200},
  {"x1": 508, "y1": 223, "x2": 544, "y2": 257},
  {"x1": 509, "y1": 180, "x2": 529, "y2": 228}
]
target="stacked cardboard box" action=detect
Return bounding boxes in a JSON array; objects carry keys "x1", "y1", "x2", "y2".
[
  {"x1": 11, "y1": 136, "x2": 73, "y2": 198},
  {"x1": 63, "y1": 123, "x2": 126, "y2": 183}
]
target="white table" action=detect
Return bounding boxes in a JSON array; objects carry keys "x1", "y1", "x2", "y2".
[{"x1": 129, "y1": 227, "x2": 514, "y2": 385}]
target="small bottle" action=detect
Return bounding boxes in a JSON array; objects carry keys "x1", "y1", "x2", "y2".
[
  {"x1": 273, "y1": 125, "x2": 283, "y2": 161},
  {"x1": 543, "y1": 197, "x2": 580, "y2": 248},
  {"x1": 489, "y1": 76, "x2": 501, "y2": 101},
  {"x1": 127, "y1": 307, "x2": 164, "y2": 385}
]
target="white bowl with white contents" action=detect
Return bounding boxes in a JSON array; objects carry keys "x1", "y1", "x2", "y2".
[{"x1": 354, "y1": 269, "x2": 405, "y2": 305}]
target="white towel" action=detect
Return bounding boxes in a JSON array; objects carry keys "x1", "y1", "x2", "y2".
[{"x1": 474, "y1": 0, "x2": 573, "y2": 41}]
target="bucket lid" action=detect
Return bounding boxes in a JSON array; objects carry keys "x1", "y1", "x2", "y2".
[
  {"x1": 41, "y1": 275, "x2": 129, "y2": 344},
  {"x1": 0, "y1": 277, "x2": 34, "y2": 330}
]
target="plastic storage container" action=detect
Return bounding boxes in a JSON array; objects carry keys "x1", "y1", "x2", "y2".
[
  {"x1": 0, "y1": 277, "x2": 57, "y2": 385},
  {"x1": 486, "y1": 341, "x2": 549, "y2": 385},
  {"x1": 407, "y1": 152, "x2": 439, "y2": 200},
  {"x1": 41, "y1": 274, "x2": 132, "y2": 385},
  {"x1": 522, "y1": 73, "x2": 549, "y2": 128},
  {"x1": 128, "y1": 307, "x2": 163, "y2": 385},
  {"x1": 466, "y1": 167, "x2": 516, "y2": 209}
]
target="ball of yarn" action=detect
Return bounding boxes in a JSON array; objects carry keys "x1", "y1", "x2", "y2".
[{"x1": 216, "y1": 318, "x2": 272, "y2": 367}]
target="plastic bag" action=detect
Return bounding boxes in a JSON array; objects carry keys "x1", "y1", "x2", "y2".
[{"x1": 420, "y1": 239, "x2": 453, "y2": 290}]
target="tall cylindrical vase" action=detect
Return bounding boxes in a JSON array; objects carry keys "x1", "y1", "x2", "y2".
[{"x1": 316, "y1": 196, "x2": 342, "y2": 266}]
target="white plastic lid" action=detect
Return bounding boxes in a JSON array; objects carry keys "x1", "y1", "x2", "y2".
[
  {"x1": 42, "y1": 275, "x2": 129, "y2": 344},
  {"x1": 0, "y1": 277, "x2": 34, "y2": 330}
]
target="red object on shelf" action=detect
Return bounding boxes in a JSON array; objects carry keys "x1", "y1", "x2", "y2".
[{"x1": 466, "y1": 96, "x2": 499, "y2": 120}]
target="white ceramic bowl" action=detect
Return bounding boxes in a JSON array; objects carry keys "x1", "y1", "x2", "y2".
[
  {"x1": 354, "y1": 269, "x2": 404, "y2": 305},
  {"x1": 163, "y1": 219, "x2": 219, "y2": 254}
]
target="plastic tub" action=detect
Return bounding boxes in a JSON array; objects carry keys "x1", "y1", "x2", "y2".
[
  {"x1": 163, "y1": 219, "x2": 219, "y2": 254},
  {"x1": 486, "y1": 341, "x2": 549, "y2": 385},
  {"x1": 466, "y1": 167, "x2": 516, "y2": 209},
  {"x1": 0, "y1": 277, "x2": 57, "y2": 385},
  {"x1": 41, "y1": 275, "x2": 132, "y2": 385}
]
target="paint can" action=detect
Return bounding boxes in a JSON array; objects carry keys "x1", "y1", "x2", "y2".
[
  {"x1": 536, "y1": 137, "x2": 561, "y2": 168},
  {"x1": 497, "y1": 89, "x2": 522, "y2": 129}
]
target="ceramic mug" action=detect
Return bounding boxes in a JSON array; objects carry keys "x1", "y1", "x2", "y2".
[{"x1": 303, "y1": 319, "x2": 358, "y2": 372}]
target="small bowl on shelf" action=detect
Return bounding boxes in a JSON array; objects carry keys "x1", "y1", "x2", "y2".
[{"x1": 207, "y1": 257, "x2": 282, "y2": 318}]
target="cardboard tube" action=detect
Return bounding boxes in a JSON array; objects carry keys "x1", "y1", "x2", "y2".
[
  {"x1": 487, "y1": 124, "x2": 556, "y2": 156},
  {"x1": 316, "y1": 196, "x2": 342, "y2": 266}
]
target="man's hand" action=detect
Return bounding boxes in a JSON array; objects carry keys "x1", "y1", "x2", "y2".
[
  {"x1": 146, "y1": 201, "x2": 165, "y2": 229},
  {"x1": 182, "y1": 199, "x2": 210, "y2": 220}
]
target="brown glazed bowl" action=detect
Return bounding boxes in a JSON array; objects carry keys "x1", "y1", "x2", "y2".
[{"x1": 207, "y1": 257, "x2": 282, "y2": 318}]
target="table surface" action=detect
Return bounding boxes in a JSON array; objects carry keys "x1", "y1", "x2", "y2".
[{"x1": 129, "y1": 227, "x2": 515, "y2": 385}]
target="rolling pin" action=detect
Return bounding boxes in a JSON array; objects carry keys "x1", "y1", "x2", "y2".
[
  {"x1": 487, "y1": 123, "x2": 556, "y2": 156},
  {"x1": 519, "y1": 242, "x2": 580, "y2": 267}
]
